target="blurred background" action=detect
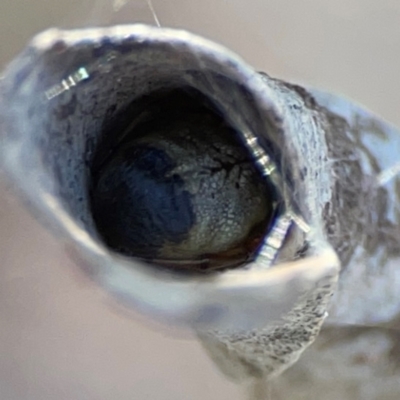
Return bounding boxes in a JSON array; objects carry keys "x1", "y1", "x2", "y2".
[{"x1": 1, "y1": 1, "x2": 400, "y2": 399}]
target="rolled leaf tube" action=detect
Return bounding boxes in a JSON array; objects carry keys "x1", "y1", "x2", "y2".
[{"x1": 2, "y1": 25, "x2": 398, "y2": 385}]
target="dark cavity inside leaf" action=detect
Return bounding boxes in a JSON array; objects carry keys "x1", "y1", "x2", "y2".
[{"x1": 90, "y1": 87, "x2": 277, "y2": 272}]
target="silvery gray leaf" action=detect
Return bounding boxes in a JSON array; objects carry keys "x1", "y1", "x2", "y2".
[{"x1": 1, "y1": 24, "x2": 399, "y2": 393}]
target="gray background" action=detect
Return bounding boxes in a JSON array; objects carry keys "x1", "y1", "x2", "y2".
[{"x1": 1, "y1": 1, "x2": 400, "y2": 399}]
